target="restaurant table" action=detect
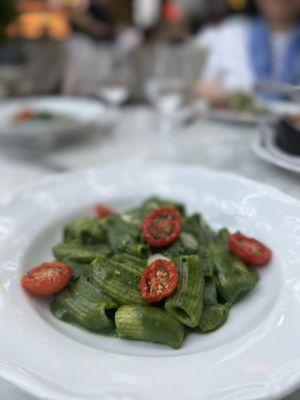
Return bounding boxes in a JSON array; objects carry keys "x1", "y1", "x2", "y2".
[{"x1": 1, "y1": 106, "x2": 300, "y2": 400}]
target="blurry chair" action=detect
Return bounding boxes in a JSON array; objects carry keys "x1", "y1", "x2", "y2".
[
  {"x1": 62, "y1": 28, "x2": 208, "y2": 103},
  {"x1": 0, "y1": 39, "x2": 68, "y2": 96},
  {"x1": 21, "y1": 39, "x2": 67, "y2": 94},
  {"x1": 62, "y1": 29, "x2": 141, "y2": 97},
  {"x1": 0, "y1": 64, "x2": 25, "y2": 97},
  {"x1": 63, "y1": 34, "x2": 114, "y2": 96}
]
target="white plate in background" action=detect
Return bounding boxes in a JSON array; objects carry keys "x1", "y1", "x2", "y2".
[
  {"x1": 209, "y1": 100, "x2": 300, "y2": 126},
  {"x1": 0, "y1": 165, "x2": 300, "y2": 400},
  {"x1": 0, "y1": 96, "x2": 116, "y2": 149},
  {"x1": 209, "y1": 108, "x2": 262, "y2": 125}
]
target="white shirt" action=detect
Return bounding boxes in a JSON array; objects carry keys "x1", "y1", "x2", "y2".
[
  {"x1": 195, "y1": 17, "x2": 293, "y2": 93},
  {"x1": 271, "y1": 32, "x2": 290, "y2": 80}
]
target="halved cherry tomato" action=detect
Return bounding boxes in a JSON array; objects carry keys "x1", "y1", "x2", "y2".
[
  {"x1": 21, "y1": 262, "x2": 73, "y2": 296},
  {"x1": 228, "y1": 232, "x2": 272, "y2": 267},
  {"x1": 95, "y1": 204, "x2": 114, "y2": 218},
  {"x1": 140, "y1": 259, "x2": 179, "y2": 303},
  {"x1": 15, "y1": 108, "x2": 34, "y2": 122},
  {"x1": 141, "y1": 206, "x2": 181, "y2": 248}
]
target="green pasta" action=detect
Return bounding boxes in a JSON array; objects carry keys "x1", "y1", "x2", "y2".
[
  {"x1": 115, "y1": 305, "x2": 185, "y2": 349},
  {"x1": 51, "y1": 277, "x2": 117, "y2": 333},
  {"x1": 121, "y1": 197, "x2": 185, "y2": 226},
  {"x1": 215, "y1": 228, "x2": 230, "y2": 248},
  {"x1": 53, "y1": 241, "x2": 111, "y2": 264},
  {"x1": 61, "y1": 258, "x2": 94, "y2": 281},
  {"x1": 203, "y1": 277, "x2": 218, "y2": 306},
  {"x1": 197, "y1": 249, "x2": 215, "y2": 277},
  {"x1": 90, "y1": 257, "x2": 145, "y2": 305},
  {"x1": 196, "y1": 304, "x2": 229, "y2": 333},
  {"x1": 140, "y1": 196, "x2": 185, "y2": 215},
  {"x1": 64, "y1": 218, "x2": 106, "y2": 244},
  {"x1": 161, "y1": 238, "x2": 196, "y2": 257},
  {"x1": 100, "y1": 215, "x2": 149, "y2": 257},
  {"x1": 165, "y1": 255, "x2": 204, "y2": 328},
  {"x1": 182, "y1": 213, "x2": 215, "y2": 247},
  {"x1": 212, "y1": 247, "x2": 258, "y2": 304},
  {"x1": 48, "y1": 196, "x2": 261, "y2": 349},
  {"x1": 111, "y1": 253, "x2": 146, "y2": 274},
  {"x1": 196, "y1": 275, "x2": 229, "y2": 333}
]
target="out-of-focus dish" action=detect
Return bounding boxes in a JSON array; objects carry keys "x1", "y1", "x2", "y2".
[
  {"x1": 209, "y1": 91, "x2": 271, "y2": 125},
  {"x1": 13, "y1": 107, "x2": 73, "y2": 123},
  {"x1": 0, "y1": 97, "x2": 116, "y2": 150},
  {"x1": 208, "y1": 92, "x2": 300, "y2": 125},
  {"x1": 21, "y1": 197, "x2": 271, "y2": 349}
]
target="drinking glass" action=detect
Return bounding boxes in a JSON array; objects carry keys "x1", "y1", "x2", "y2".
[
  {"x1": 96, "y1": 57, "x2": 132, "y2": 111},
  {"x1": 145, "y1": 44, "x2": 191, "y2": 159}
]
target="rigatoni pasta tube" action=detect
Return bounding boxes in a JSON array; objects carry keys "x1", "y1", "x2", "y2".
[
  {"x1": 90, "y1": 256, "x2": 145, "y2": 305},
  {"x1": 51, "y1": 277, "x2": 117, "y2": 333},
  {"x1": 115, "y1": 305, "x2": 185, "y2": 349},
  {"x1": 165, "y1": 255, "x2": 204, "y2": 328},
  {"x1": 196, "y1": 304, "x2": 229, "y2": 333},
  {"x1": 53, "y1": 242, "x2": 110, "y2": 264}
]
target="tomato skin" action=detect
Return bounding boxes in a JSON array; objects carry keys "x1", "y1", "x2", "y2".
[
  {"x1": 140, "y1": 259, "x2": 179, "y2": 303},
  {"x1": 95, "y1": 204, "x2": 114, "y2": 218},
  {"x1": 15, "y1": 108, "x2": 33, "y2": 122},
  {"x1": 141, "y1": 206, "x2": 181, "y2": 248},
  {"x1": 228, "y1": 232, "x2": 272, "y2": 267},
  {"x1": 21, "y1": 262, "x2": 73, "y2": 296}
]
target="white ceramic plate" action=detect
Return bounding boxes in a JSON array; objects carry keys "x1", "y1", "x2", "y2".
[
  {"x1": 252, "y1": 125, "x2": 300, "y2": 174},
  {"x1": 209, "y1": 100, "x2": 300, "y2": 126},
  {"x1": 0, "y1": 97, "x2": 115, "y2": 149},
  {"x1": 210, "y1": 108, "x2": 262, "y2": 125},
  {"x1": 0, "y1": 165, "x2": 300, "y2": 400},
  {"x1": 208, "y1": 99, "x2": 272, "y2": 125}
]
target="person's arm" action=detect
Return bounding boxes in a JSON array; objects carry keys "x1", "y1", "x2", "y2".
[
  {"x1": 194, "y1": 22, "x2": 228, "y2": 102},
  {"x1": 195, "y1": 28, "x2": 228, "y2": 102},
  {"x1": 195, "y1": 80, "x2": 227, "y2": 103},
  {"x1": 195, "y1": 18, "x2": 254, "y2": 102}
]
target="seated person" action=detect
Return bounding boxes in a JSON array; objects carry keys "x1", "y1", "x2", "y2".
[{"x1": 196, "y1": 0, "x2": 300, "y2": 102}]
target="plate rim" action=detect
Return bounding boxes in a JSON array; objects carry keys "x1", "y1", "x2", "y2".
[
  {"x1": 3, "y1": 162, "x2": 300, "y2": 206},
  {"x1": 252, "y1": 130, "x2": 300, "y2": 174}
]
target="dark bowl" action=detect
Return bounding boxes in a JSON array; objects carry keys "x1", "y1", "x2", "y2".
[{"x1": 275, "y1": 117, "x2": 300, "y2": 156}]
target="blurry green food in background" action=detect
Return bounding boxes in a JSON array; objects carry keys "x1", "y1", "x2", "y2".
[
  {"x1": 0, "y1": 0, "x2": 17, "y2": 43},
  {"x1": 228, "y1": 91, "x2": 256, "y2": 113}
]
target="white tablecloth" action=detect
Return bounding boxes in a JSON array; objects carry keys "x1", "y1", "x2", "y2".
[{"x1": 1, "y1": 107, "x2": 300, "y2": 399}]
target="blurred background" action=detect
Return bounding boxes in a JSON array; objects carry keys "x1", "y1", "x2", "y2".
[
  {"x1": 0, "y1": 0, "x2": 253, "y2": 99},
  {"x1": 1, "y1": 0, "x2": 300, "y2": 175}
]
